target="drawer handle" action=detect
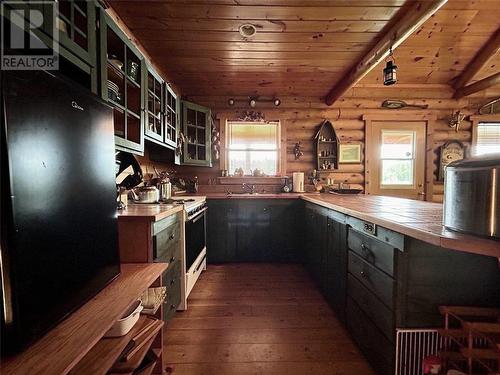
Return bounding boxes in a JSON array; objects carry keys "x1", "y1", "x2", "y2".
[
  {"x1": 169, "y1": 233, "x2": 175, "y2": 240},
  {"x1": 170, "y1": 279, "x2": 175, "y2": 285},
  {"x1": 170, "y1": 256, "x2": 175, "y2": 263},
  {"x1": 361, "y1": 244, "x2": 374, "y2": 258}
]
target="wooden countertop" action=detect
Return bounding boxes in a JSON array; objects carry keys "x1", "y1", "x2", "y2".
[
  {"x1": 117, "y1": 203, "x2": 183, "y2": 221},
  {"x1": 301, "y1": 194, "x2": 500, "y2": 259},
  {"x1": 201, "y1": 192, "x2": 317, "y2": 199},
  {"x1": 201, "y1": 192, "x2": 498, "y2": 258},
  {"x1": 2, "y1": 263, "x2": 168, "y2": 375}
]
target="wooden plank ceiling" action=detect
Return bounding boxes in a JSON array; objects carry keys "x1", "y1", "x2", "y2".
[{"x1": 109, "y1": 0, "x2": 500, "y2": 99}]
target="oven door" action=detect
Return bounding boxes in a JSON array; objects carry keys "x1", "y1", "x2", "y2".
[{"x1": 185, "y1": 207, "x2": 207, "y2": 271}]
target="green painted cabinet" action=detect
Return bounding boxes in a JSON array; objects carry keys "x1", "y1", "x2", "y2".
[
  {"x1": 144, "y1": 64, "x2": 179, "y2": 153},
  {"x1": 165, "y1": 84, "x2": 180, "y2": 152},
  {"x1": 206, "y1": 199, "x2": 300, "y2": 263},
  {"x1": 99, "y1": 9, "x2": 145, "y2": 154},
  {"x1": 206, "y1": 200, "x2": 238, "y2": 263},
  {"x1": 181, "y1": 101, "x2": 212, "y2": 167},
  {"x1": 303, "y1": 202, "x2": 347, "y2": 321},
  {"x1": 49, "y1": 0, "x2": 97, "y2": 67},
  {"x1": 325, "y1": 214, "x2": 348, "y2": 321},
  {"x1": 2, "y1": 1, "x2": 98, "y2": 91},
  {"x1": 144, "y1": 65, "x2": 164, "y2": 144}
]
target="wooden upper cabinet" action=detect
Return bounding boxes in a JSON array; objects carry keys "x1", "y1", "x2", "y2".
[
  {"x1": 99, "y1": 9, "x2": 145, "y2": 155},
  {"x1": 181, "y1": 101, "x2": 212, "y2": 167}
]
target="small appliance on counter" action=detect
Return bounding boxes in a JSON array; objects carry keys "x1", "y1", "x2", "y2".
[
  {"x1": 292, "y1": 172, "x2": 305, "y2": 193},
  {"x1": 443, "y1": 154, "x2": 499, "y2": 239}
]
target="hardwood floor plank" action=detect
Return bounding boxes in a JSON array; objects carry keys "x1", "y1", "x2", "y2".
[
  {"x1": 166, "y1": 361, "x2": 376, "y2": 375},
  {"x1": 164, "y1": 263, "x2": 375, "y2": 374},
  {"x1": 164, "y1": 327, "x2": 352, "y2": 345},
  {"x1": 167, "y1": 316, "x2": 341, "y2": 330},
  {"x1": 164, "y1": 342, "x2": 363, "y2": 363},
  {"x1": 187, "y1": 297, "x2": 327, "y2": 307}
]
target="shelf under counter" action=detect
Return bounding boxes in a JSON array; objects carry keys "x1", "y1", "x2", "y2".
[{"x1": 1, "y1": 263, "x2": 168, "y2": 375}]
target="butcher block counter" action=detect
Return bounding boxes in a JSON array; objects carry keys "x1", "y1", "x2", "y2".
[
  {"x1": 117, "y1": 203, "x2": 182, "y2": 222},
  {"x1": 200, "y1": 192, "x2": 499, "y2": 258},
  {"x1": 301, "y1": 194, "x2": 500, "y2": 259}
]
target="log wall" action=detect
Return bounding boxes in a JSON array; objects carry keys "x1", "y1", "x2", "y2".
[{"x1": 139, "y1": 87, "x2": 498, "y2": 202}]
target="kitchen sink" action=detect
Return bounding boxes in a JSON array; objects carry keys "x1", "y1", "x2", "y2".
[{"x1": 226, "y1": 192, "x2": 280, "y2": 197}]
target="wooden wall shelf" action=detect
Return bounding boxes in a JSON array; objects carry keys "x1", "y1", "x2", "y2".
[{"x1": 2, "y1": 263, "x2": 168, "y2": 375}]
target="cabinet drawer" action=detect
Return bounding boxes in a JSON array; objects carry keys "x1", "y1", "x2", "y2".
[
  {"x1": 163, "y1": 284, "x2": 181, "y2": 321},
  {"x1": 348, "y1": 274, "x2": 394, "y2": 341},
  {"x1": 163, "y1": 260, "x2": 181, "y2": 321},
  {"x1": 346, "y1": 298, "x2": 395, "y2": 375},
  {"x1": 348, "y1": 228, "x2": 395, "y2": 276},
  {"x1": 348, "y1": 251, "x2": 394, "y2": 309},
  {"x1": 163, "y1": 259, "x2": 181, "y2": 291},
  {"x1": 153, "y1": 220, "x2": 181, "y2": 262},
  {"x1": 346, "y1": 216, "x2": 404, "y2": 250}
]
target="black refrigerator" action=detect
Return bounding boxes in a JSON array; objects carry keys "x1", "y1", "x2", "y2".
[{"x1": 1, "y1": 70, "x2": 121, "y2": 351}]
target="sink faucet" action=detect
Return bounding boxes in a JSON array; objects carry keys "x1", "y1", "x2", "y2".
[{"x1": 242, "y1": 183, "x2": 256, "y2": 194}]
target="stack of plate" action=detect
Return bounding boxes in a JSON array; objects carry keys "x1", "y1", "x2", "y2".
[{"x1": 107, "y1": 80, "x2": 122, "y2": 104}]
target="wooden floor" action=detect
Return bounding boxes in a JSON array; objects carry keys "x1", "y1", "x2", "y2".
[{"x1": 163, "y1": 263, "x2": 376, "y2": 375}]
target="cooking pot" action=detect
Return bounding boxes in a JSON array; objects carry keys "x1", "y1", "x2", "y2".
[
  {"x1": 129, "y1": 186, "x2": 159, "y2": 204},
  {"x1": 443, "y1": 154, "x2": 499, "y2": 239}
]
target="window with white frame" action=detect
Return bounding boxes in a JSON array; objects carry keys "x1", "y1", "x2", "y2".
[
  {"x1": 379, "y1": 130, "x2": 416, "y2": 187},
  {"x1": 475, "y1": 122, "x2": 500, "y2": 156},
  {"x1": 226, "y1": 121, "x2": 280, "y2": 176}
]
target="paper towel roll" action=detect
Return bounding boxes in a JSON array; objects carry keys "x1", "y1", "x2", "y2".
[{"x1": 292, "y1": 172, "x2": 305, "y2": 192}]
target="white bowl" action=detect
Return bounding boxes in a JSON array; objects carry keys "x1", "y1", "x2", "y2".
[{"x1": 104, "y1": 300, "x2": 143, "y2": 338}]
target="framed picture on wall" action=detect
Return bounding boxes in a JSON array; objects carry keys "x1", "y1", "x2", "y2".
[{"x1": 338, "y1": 143, "x2": 361, "y2": 163}]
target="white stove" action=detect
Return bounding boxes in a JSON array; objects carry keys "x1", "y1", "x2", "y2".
[
  {"x1": 170, "y1": 196, "x2": 207, "y2": 220},
  {"x1": 169, "y1": 196, "x2": 207, "y2": 310}
]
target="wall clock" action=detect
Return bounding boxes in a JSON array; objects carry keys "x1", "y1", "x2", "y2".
[{"x1": 439, "y1": 140, "x2": 465, "y2": 181}]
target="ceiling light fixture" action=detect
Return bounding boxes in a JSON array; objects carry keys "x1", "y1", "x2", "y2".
[
  {"x1": 227, "y1": 97, "x2": 281, "y2": 107},
  {"x1": 383, "y1": 46, "x2": 398, "y2": 86},
  {"x1": 239, "y1": 24, "x2": 257, "y2": 38}
]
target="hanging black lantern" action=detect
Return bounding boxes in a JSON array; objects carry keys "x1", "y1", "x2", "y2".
[{"x1": 383, "y1": 47, "x2": 397, "y2": 86}]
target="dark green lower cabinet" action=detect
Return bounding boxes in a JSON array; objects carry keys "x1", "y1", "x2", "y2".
[
  {"x1": 207, "y1": 199, "x2": 300, "y2": 263},
  {"x1": 303, "y1": 203, "x2": 347, "y2": 320}
]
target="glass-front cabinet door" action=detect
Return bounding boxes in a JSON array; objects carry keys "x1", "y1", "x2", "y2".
[
  {"x1": 99, "y1": 10, "x2": 145, "y2": 154},
  {"x1": 52, "y1": 0, "x2": 96, "y2": 65},
  {"x1": 182, "y1": 101, "x2": 212, "y2": 167},
  {"x1": 145, "y1": 66, "x2": 164, "y2": 143},
  {"x1": 165, "y1": 85, "x2": 178, "y2": 150}
]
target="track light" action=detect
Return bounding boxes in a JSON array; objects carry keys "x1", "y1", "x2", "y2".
[{"x1": 227, "y1": 96, "x2": 281, "y2": 107}]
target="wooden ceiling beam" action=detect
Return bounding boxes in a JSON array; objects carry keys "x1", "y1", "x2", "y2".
[
  {"x1": 324, "y1": 0, "x2": 448, "y2": 106},
  {"x1": 452, "y1": 27, "x2": 500, "y2": 90},
  {"x1": 454, "y1": 72, "x2": 500, "y2": 99}
]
